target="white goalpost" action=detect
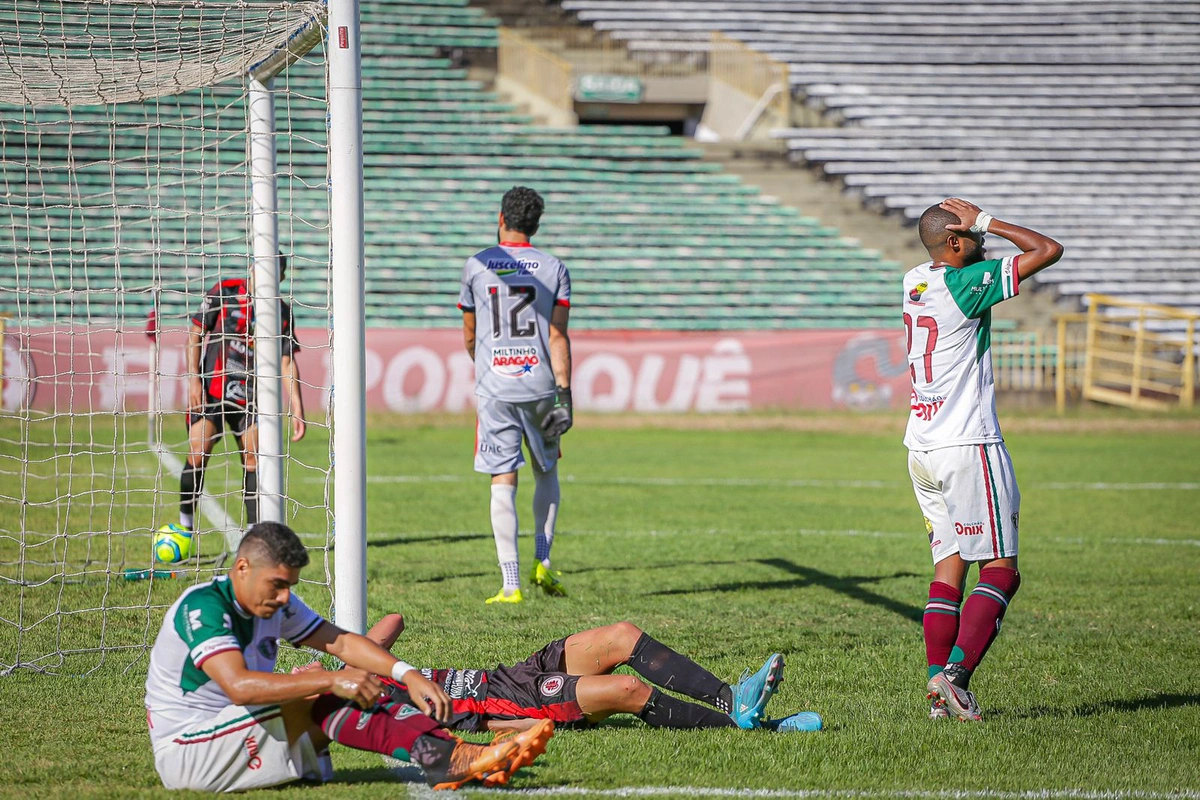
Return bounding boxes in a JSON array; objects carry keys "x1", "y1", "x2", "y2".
[{"x1": 0, "y1": 0, "x2": 368, "y2": 674}]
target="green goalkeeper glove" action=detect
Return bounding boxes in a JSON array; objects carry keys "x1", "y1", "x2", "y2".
[{"x1": 541, "y1": 386, "x2": 573, "y2": 438}]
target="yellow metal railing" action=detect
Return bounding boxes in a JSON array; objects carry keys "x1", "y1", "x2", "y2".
[
  {"x1": 993, "y1": 331, "x2": 1056, "y2": 393},
  {"x1": 708, "y1": 31, "x2": 791, "y2": 126},
  {"x1": 1074, "y1": 294, "x2": 1199, "y2": 412},
  {"x1": 498, "y1": 28, "x2": 573, "y2": 112},
  {"x1": 1054, "y1": 312, "x2": 1090, "y2": 414}
]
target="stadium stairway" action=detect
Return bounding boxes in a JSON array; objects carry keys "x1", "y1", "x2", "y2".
[{"x1": 0, "y1": 0, "x2": 905, "y2": 332}]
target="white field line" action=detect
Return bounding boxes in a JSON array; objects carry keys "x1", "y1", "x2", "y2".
[
  {"x1": 462, "y1": 790, "x2": 1199, "y2": 800},
  {"x1": 367, "y1": 528, "x2": 1200, "y2": 549},
  {"x1": 300, "y1": 474, "x2": 1200, "y2": 492}
]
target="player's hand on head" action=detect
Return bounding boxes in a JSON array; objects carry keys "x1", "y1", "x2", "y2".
[
  {"x1": 403, "y1": 671, "x2": 452, "y2": 723},
  {"x1": 331, "y1": 667, "x2": 386, "y2": 709},
  {"x1": 940, "y1": 198, "x2": 983, "y2": 232}
]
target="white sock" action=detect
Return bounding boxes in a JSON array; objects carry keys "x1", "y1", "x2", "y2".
[
  {"x1": 533, "y1": 466, "x2": 559, "y2": 568},
  {"x1": 179, "y1": 512, "x2": 195, "y2": 530},
  {"x1": 491, "y1": 483, "x2": 520, "y2": 590}
]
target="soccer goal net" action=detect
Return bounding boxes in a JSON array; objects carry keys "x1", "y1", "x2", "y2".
[{"x1": 0, "y1": 0, "x2": 336, "y2": 675}]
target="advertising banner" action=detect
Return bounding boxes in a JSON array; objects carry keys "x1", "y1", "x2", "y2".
[{"x1": 1, "y1": 327, "x2": 911, "y2": 413}]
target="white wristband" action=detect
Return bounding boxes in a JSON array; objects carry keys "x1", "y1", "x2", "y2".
[
  {"x1": 970, "y1": 212, "x2": 994, "y2": 234},
  {"x1": 391, "y1": 661, "x2": 418, "y2": 682}
]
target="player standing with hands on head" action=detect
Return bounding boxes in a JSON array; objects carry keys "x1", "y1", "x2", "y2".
[
  {"x1": 459, "y1": 187, "x2": 573, "y2": 604},
  {"x1": 903, "y1": 199, "x2": 1063, "y2": 721},
  {"x1": 180, "y1": 254, "x2": 307, "y2": 532},
  {"x1": 144, "y1": 522, "x2": 552, "y2": 792}
]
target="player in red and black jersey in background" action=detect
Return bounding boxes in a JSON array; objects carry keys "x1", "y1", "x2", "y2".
[{"x1": 180, "y1": 254, "x2": 306, "y2": 532}]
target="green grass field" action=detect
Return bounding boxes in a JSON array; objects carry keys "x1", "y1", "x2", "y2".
[{"x1": 2, "y1": 410, "x2": 1199, "y2": 798}]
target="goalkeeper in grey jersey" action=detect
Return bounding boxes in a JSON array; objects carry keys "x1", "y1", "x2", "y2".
[{"x1": 458, "y1": 187, "x2": 573, "y2": 604}]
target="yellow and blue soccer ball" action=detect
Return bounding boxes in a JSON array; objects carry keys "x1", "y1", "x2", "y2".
[{"x1": 153, "y1": 523, "x2": 193, "y2": 563}]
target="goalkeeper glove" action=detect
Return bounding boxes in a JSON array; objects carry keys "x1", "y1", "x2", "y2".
[{"x1": 541, "y1": 386, "x2": 573, "y2": 438}]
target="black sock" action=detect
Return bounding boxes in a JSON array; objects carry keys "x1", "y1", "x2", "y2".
[
  {"x1": 411, "y1": 732, "x2": 462, "y2": 787},
  {"x1": 638, "y1": 688, "x2": 736, "y2": 729},
  {"x1": 180, "y1": 462, "x2": 204, "y2": 528},
  {"x1": 243, "y1": 470, "x2": 258, "y2": 525},
  {"x1": 944, "y1": 662, "x2": 972, "y2": 691},
  {"x1": 629, "y1": 632, "x2": 730, "y2": 711}
]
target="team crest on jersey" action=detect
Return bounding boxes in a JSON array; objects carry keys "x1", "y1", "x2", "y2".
[
  {"x1": 257, "y1": 637, "x2": 279, "y2": 660},
  {"x1": 909, "y1": 282, "x2": 928, "y2": 302},
  {"x1": 539, "y1": 676, "x2": 565, "y2": 697},
  {"x1": 492, "y1": 346, "x2": 539, "y2": 378}
]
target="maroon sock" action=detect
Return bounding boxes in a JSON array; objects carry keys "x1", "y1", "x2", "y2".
[
  {"x1": 310, "y1": 694, "x2": 452, "y2": 761},
  {"x1": 947, "y1": 567, "x2": 1021, "y2": 680},
  {"x1": 923, "y1": 581, "x2": 963, "y2": 680}
]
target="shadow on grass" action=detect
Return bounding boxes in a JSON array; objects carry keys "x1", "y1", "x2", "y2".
[
  {"x1": 648, "y1": 557, "x2": 924, "y2": 624},
  {"x1": 368, "y1": 532, "x2": 488, "y2": 548},
  {"x1": 994, "y1": 692, "x2": 1200, "y2": 719}
]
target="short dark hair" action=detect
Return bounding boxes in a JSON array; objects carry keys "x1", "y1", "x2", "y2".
[
  {"x1": 238, "y1": 521, "x2": 309, "y2": 569},
  {"x1": 500, "y1": 186, "x2": 544, "y2": 236},
  {"x1": 918, "y1": 204, "x2": 962, "y2": 251},
  {"x1": 278, "y1": 252, "x2": 288, "y2": 278}
]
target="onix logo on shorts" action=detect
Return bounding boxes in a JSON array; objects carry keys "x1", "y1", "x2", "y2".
[
  {"x1": 492, "y1": 346, "x2": 539, "y2": 378},
  {"x1": 539, "y1": 676, "x2": 565, "y2": 697},
  {"x1": 954, "y1": 521, "x2": 985, "y2": 536}
]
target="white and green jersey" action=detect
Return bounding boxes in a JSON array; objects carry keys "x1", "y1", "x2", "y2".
[
  {"x1": 902, "y1": 256, "x2": 1020, "y2": 451},
  {"x1": 144, "y1": 575, "x2": 324, "y2": 745}
]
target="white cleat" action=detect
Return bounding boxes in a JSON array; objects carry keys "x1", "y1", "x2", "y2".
[{"x1": 926, "y1": 671, "x2": 982, "y2": 722}]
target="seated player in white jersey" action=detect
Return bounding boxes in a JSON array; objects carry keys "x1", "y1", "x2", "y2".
[
  {"x1": 458, "y1": 186, "x2": 574, "y2": 604},
  {"x1": 902, "y1": 198, "x2": 1063, "y2": 721},
  {"x1": 298, "y1": 614, "x2": 822, "y2": 733},
  {"x1": 143, "y1": 522, "x2": 552, "y2": 792}
]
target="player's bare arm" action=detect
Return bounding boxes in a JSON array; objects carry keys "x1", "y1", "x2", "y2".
[
  {"x1": 941, "y1": 198, "x2": 1064, "y2": 279},
  {"x1": 303, "y1": 620, "x2": 453, "y2": 722},
  {"x1": 281, "y1": 354, "x2": 307, "y2": 442},
  {"x1": 548, "y1": 304, "x2": 571, "y2": 390},
  {"x1": 541, "y1": 304, "x2": 573, "y2": 437},
  {"x1": 462, "y1": 310, "x2": 477, "y2": 360},
  {"x1": 201, "y1": 648, "x2": 383, "y2": 708},
  {"x1": 186, "y1": 321, "x2": 206, "y2": 412}
]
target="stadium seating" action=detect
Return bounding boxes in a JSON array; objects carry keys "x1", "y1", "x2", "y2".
[
  {"x1": 561, "y1": 0, "x2": 1200, "y2": 314},
  {"x1": 0, "y1": 0, "x2": 902, "y2": 332}
]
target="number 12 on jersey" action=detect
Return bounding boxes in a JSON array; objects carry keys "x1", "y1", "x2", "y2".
[
  {"x1": 903, "y1": 313, "x2": 939, "y2": 383},
  {"x1": 488, "y1": 285, "x2": 537, "y2": 339}
]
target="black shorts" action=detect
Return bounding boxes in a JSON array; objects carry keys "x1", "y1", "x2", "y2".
[
  {"x1": 476, "y1": 638, "x2": 589, "y2": 730},
  {"x1": 385, "y1": 639, "x2": 590, "y2": 733},
  {"x1": 186, "y1": 397, "x2": 255, "y2": 438}
]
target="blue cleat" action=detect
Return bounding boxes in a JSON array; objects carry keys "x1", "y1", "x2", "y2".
[
  {"x1": 729, "y1": 653, "x2": 784, "y2": 729},
  {"x1": 769, "y1": 711, "x2": 823, "y2": 732}
]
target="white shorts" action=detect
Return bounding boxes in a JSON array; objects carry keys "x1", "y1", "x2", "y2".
[
  {"x1": 153, "y1": 704, "x2": 327, "y2": 793},
  {"x1": 475, "y1": 395, "x2": 560, "y2": 475},
  {"x1": 908, "y1": 443, "x2": 1020, "y2": 564}
]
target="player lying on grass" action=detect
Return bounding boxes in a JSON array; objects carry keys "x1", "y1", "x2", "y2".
[
  {"x1": 144, "y1": 522, "x2": 552, "y2": 793},
  {"x1": 302, "y1": 614, "x2": 821, "y2": 733}
]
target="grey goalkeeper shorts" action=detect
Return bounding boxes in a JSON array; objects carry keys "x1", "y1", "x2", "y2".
[{"x1": 474, "y1": 395, "x2": 560, "y2": 475}]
